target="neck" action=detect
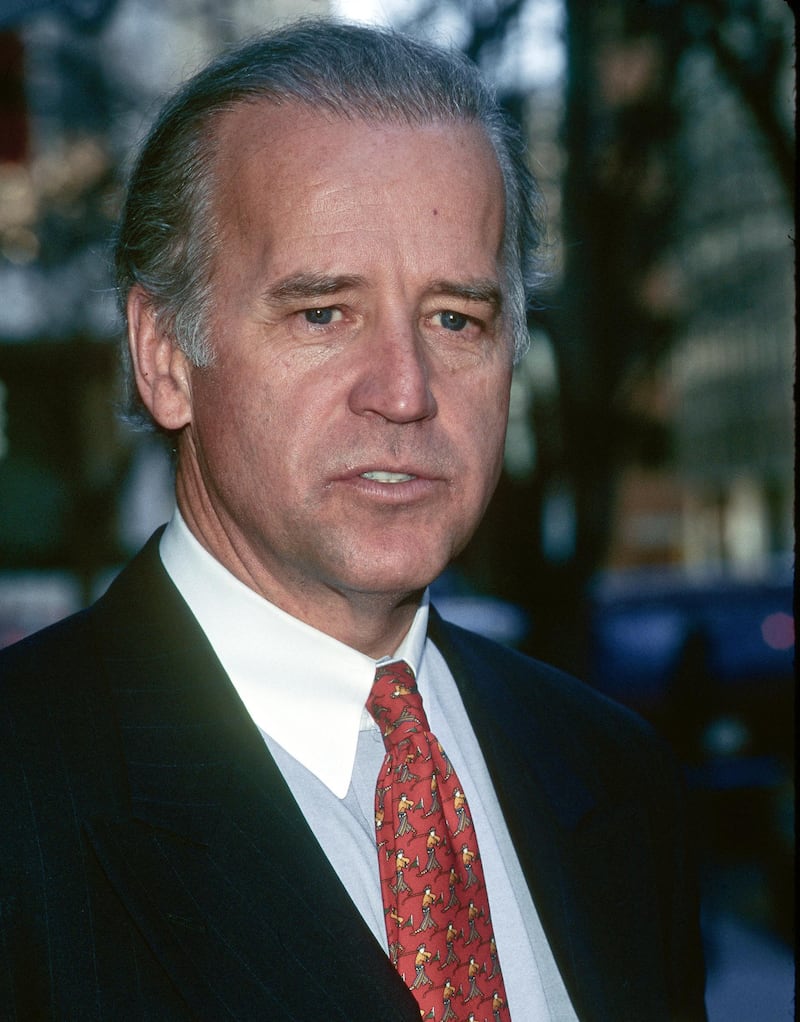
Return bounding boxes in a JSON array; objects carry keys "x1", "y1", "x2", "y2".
[
  {"x1": 175, "y1": 493, "x2": 423, "y2": 659},
  {"x1": 300, "y1": 589, "x2": 422, "y2": 659}
]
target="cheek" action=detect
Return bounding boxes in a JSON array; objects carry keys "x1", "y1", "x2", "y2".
[
  {"x1": 197, "y1": 371, "x2": 330, "y2": 494},
  {"x1": 190, "y1": 366, "x2": 272, "y2": 476},
  {"x1": 469, "y1": 373, "x2": 512, "y2": 456},
  {"x1": 450, "y1": 381, "x2": 510, "y2": 510}
]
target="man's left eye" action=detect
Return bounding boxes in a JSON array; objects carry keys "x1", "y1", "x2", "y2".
[
  {"x1": 437, "y1": 310, "x2": 469, "y2": 332},
  {"x1": 303, "y1": 307, "x2": 341, "y2": 325}
]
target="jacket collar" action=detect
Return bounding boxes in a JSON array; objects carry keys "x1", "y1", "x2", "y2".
[{"x1": 85, "y1": 533, "x2": 421, "y2": 1020}]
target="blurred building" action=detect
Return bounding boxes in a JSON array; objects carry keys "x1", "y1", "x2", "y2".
[
  {"x1": 668, "y1": 18, "x2": 794, "y2": 574},
  {"x1": 0, "y1": 0, "x2": 326, "y2": 641},
  {"x1": 599, "y1": 0, "x2": 794, "y2": 577}
]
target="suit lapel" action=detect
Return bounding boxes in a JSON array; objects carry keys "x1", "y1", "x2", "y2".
[
  {"x1": 430, "y1": 611, "x2": 668, "y2": 1022},
  {"x1": 84, "y1": 536, "x2": 419, "y2": 1020}
]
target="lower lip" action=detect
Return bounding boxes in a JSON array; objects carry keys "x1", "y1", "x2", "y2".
[{"x1": 335, "y1": 474, "x2": 442, "y2": 504}]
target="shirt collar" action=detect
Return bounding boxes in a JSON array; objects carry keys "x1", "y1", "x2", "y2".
[{"x1": 159, "y1": 509, "x2": 428, "y2": 797}]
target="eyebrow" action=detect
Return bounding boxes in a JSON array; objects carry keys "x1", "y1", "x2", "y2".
[
  {"x1": 262, "y1": 272, "x2": 367, "y2": 305},
  {"x1": 427, "y1": 278, "x2": 503, "y2": 311},
  {"x1": 261, "y1": 272, "x2": 503, "y2": 310}
]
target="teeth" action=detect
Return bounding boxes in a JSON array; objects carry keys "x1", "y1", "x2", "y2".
[{"x1": 360, "y1": 470, "x2": 416, "y2": 483}]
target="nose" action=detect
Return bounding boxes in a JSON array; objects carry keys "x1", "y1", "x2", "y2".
[{"x1": 348, "y1": 314, "x2": 437, "y2": 424}]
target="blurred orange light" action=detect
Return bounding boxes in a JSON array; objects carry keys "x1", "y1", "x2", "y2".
[{"x1": 761, "y1": 612, "x2": 795, "y2": 651}]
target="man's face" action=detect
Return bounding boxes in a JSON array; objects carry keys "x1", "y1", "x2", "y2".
[{"x1": 173, "y1": 102, "x2": 513, "y2": 635}]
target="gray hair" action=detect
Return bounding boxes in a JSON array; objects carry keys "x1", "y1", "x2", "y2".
[{"x1": 114, "y1": 18, "x2": 548, "y2": 429}]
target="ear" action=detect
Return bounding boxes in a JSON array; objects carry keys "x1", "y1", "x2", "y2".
[{"x1": 127, "y1": 286, "x2": 193, "y2": 431}]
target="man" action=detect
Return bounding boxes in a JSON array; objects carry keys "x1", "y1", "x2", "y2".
[{"x1": 0, "y1": 20, "x2": 707, "y2": 1021}]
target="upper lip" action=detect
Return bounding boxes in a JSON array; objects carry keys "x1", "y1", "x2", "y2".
[{"x1": 337, "y1": 462, "x2": 440, "y2": 481}]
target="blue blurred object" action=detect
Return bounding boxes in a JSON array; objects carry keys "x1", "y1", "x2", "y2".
[
  {"x1": 431, "y1": 571, "x2": 531, "y2": 647},
  {"x1": 588, "y1": 560, "x2": 795, "y2": 970},
  {"x1": 586, "y1": 561, "x2": 794, "y2": 712},
  {"x1": 703, "y1": 911, "x2": 795, "y2": 1022}
]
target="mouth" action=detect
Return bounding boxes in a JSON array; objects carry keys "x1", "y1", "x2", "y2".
[
  {"x1": 359, "y1": 470, "x2": 417, "y2": 484},
  {"x1": 335, "y1": 465, "x2": 444, "y2": 506}
]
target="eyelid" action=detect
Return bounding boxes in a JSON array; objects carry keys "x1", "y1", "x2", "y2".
[
  {"x1": 434, "y1": 309, "x2": 470, "y2": 324},
  {"x1": 302, "y1": 305, "x2": 345, "y2": 324},
  {"x1": 431, "y1": 307, "x2": 483, "y2": 326},
  {"x1": 429, "y1": 294, "x2": 497, "y2": 323}
]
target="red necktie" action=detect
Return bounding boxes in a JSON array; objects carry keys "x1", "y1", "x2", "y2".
[{"x1": 368, "y1": 660, "x2": 510, "y2": 1020}]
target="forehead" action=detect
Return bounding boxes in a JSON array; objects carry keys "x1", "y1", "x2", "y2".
[
  {"x1": 207, "y1": 99, "x2": 506, "y2": 254},
  {"x1": 211, "y1": 95, "x2": 501, "y2": 174}
]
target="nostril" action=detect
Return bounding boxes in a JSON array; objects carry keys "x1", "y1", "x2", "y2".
[{"x1": 348, "y1": 337, "x2": 437, "y2": 423}]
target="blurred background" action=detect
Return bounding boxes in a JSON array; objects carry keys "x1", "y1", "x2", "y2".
[{"x1": 0, "y1": 0, "x2": 794, "y2": 1016}]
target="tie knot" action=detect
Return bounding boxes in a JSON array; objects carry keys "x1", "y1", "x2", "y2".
[{"x1": 368, "y1": 660, "x2": 430, "y2": 746}]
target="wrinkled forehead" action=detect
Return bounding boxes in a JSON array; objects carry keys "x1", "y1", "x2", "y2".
[
  {"x1": 203, "y1": 99, "x2": 508, "y2": 287},
  {"x1": 208, "y1": 97, "x2": 505, "y2": 218}
]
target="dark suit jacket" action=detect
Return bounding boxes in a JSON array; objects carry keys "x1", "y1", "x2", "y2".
[{"x1": 1, "y1": 533, "x2": 706, "y2": 1021}]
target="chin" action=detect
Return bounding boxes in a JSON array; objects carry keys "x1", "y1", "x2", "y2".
[
  {"x1": 344, "y1": 552, "x2": 450, "y2": 599},
  {"x1": 324, "y1": 522, "x2": 470, "y2": 597}
]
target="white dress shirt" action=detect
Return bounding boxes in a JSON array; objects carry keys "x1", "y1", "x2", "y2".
[{"x1": 160, "y1": 510, "x2": 579, "y2": 1020}]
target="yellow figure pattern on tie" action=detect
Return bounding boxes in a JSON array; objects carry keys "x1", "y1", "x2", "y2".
[{"x1": 368, "y1": 661, "x2": 510, "y2": 1020}]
